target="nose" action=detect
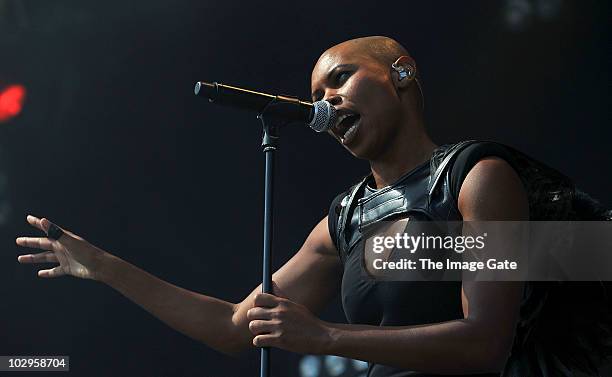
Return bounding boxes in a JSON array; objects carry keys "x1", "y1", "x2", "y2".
[{"x1": 323, "y1": 92, "x2": 342, "y2": 106}]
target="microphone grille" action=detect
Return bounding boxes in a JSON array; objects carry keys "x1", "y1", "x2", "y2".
[{"x1": 308, "y1": 100, "x2": 337, "y2": 132}]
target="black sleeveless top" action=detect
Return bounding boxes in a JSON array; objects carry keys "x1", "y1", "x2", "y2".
[{"x1": 327, "y1": 142, "x2": 517, "y2": 377}]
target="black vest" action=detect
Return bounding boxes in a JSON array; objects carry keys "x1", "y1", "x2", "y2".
[{"x1": 328, "y1": 141, "x2": 505, "y2": 377}]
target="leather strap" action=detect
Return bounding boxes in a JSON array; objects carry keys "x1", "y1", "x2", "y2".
[
  {"x1": 427, "y1": 140, "x2": 478, "y2": 205},
  {"x1": 336, "y1": 176, "x2": 370, "y2": 262}
]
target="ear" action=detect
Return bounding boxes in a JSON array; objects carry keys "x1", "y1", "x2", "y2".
[{"x1": 391, "y1": 55, "x2": 417, "y2": 89}]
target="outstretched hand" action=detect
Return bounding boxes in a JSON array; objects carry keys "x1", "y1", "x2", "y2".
[{"x1": 16, "y1": 215, "x2": 107, "y2": 280}]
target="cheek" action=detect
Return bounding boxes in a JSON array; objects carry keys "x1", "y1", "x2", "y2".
[
  {"x1": 349, "y1": 75, "x2": 398, "y2": 117},
  {"x1": 352, "y1": 77, "x2": 400, "y2": 135}
]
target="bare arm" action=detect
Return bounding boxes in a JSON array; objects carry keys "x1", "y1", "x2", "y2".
[
  {"x1": 96, "y1": 254, "x2": 239, "y2": 355},
  {"x1": 17, "y1": 215, "x2": 341, "y2": 356}
]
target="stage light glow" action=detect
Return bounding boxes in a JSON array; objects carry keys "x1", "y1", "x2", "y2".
[
  {"x1": 503, "y1": 0, "x2": 560, "y2": 31},
  {"x1": 536, "y1": 0, "x2": 561, "y2": 19},
  {"x1": 503, "y1": 0, "x2": 533, "y2": 31},
  {"x1": 351, "y1": 359, "x2": 368, "y2": 371},
  {"x1": 0, "y1": 84, "x2": 26, "y2": 122},
  {"x1": 299, "y1": 355, "x2": 321, "y2": 377},
  {"x1": 324, "y1": 355, "x2": 347, "y2": 376}
]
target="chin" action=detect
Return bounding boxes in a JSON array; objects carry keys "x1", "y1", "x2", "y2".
[
  {"x1": 339, "y1": 121, "x2": 389, "y2": 160},
  {"x1": 344, "y1": 140, "x2": 377, "y2": 161},
  {"x1": 339, "y1": 126, "x2": 371, "y2": 159}
]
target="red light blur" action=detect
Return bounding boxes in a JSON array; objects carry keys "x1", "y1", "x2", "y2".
[{"x1": 0, "y1": 84, "x2": 27, "y2": 122}]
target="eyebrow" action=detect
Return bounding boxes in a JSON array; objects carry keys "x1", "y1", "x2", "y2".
[{"x1": 311, "y1": 63, "x2": 357, "y2": 101}]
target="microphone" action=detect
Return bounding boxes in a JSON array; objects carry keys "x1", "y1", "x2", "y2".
[{"x1": 194, "y1": 81, "x2": 336, "y2": 132}]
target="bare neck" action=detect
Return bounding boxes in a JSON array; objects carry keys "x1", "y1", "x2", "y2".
[{"x1": 369, "y1": 130, "x2": 437, "y2": 189}]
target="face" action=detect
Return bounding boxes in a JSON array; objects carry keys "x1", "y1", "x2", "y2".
[{"x1": 310, "y1": 45, "x2": 404, "y2": 160}]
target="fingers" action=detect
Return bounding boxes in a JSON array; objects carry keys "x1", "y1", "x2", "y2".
[
  {"x1": 43, "y1": 220, "x2": 65, "y2": 241},
  {"x1": 24, "y1": 214, "x2": 81, "y2": 243},
  {"x1": 253, "y1": 333, "x2": 279, "y2": 348},
  {"x1": 41, "y1": 218, "x2": 82, "y2": 241},
  {"x1": 16, "y1": 236, "x2": 57, "y2": 251},
  {"x1": 247, "y1": 307, "x2": 275, "y2": 321},
  {"x1": 253, "y1": 292, "x2": 283, "y2": 308},
  {"x1": 25, "y1": 215, "x2": 63, "y2": 239},
  {"x1": 26, "y1": 215, "x2": 45, "y2": 232},
  {"x1": 17, "y1": 251, "x2": 58, "y2": 264},
  {"x1": 248, "y1": 319, "x2": 280, "y2": 335},
  {"x1": 16, "y1": 237, "x2": 57, "y2": 251},
  {"x1": 38, "y1": 266, "x2": 66, "y2": 278}
]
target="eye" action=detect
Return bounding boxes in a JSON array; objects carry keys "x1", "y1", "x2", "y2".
[{"x1": 336, "y1": 71, "x2": 351, "y2": 84}]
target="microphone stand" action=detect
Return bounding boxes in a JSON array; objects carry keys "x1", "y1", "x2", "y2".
[{"x1": 256, "y1": 97, "x2": 303, "y2": 377}]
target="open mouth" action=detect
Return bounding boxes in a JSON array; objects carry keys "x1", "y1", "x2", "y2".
[{"x1": 333, "y1": 112, "x2": 361, "y2": 145}]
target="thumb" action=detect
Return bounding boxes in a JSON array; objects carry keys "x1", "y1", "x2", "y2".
[{"x1": 271, "y1": 280, "x2": 288, "y2": 299}]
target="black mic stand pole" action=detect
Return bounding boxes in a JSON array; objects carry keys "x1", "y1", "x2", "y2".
[{"x1": 256, "y1": 97, "x2": 304, "y2": 377}]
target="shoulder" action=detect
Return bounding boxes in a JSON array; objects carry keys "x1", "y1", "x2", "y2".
[
  {"x1": 458, "y1": 156, "x2": 529, "y2": 221},
  {"x1": 448, "y1": 141, "x2": 518, "y2": 200},
  {"x1": 305, "y1": 216, "x2": 338, "y2": 257}
]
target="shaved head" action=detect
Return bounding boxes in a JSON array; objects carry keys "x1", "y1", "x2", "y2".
[{"x1": 328, "y1": 36, "x2": 411, "y2": 68}]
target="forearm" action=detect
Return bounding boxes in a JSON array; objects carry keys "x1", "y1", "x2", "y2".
[
  {"x1": 97, "y1": 253, "x2": 245, "y2": 356},
  {"x1": 323, "y1": 319, "x2": 510, "y2": 374}
]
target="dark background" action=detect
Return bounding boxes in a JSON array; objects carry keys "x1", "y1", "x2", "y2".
[{"x1": 0, "y1": 1, "x2": 609, "y2": 376}]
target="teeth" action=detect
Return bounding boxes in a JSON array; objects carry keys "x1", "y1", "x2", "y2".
[
  {"x1": 333, "y1": 112, "x2": 361, "y2": 144},
  {"x1": 341, "y1": 119, "x2": 360, "y2": 144}
]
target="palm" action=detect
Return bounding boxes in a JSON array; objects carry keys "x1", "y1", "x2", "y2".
[{"x1": 53, "y1": 243, "x2": 94, "y2": 279}]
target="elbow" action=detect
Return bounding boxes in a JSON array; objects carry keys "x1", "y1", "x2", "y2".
[
  {"x1": 214, "y1": 303, "x2": 253, "y2": 358},
  {"x1": 192, "y1": 304, "x2": 253, "y2": 358}
]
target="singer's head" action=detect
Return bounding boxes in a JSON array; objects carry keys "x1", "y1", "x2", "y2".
[{"x1": 311, "y1": 36, "x2": 431, "y2": 162}]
